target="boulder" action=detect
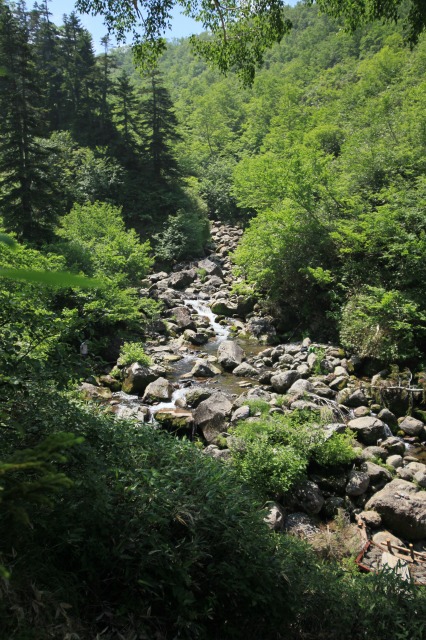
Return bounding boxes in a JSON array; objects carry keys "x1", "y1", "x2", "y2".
[
  {"x1": 80, "y1": 382, "x2": 112, "y2": 401},
  {"x1": 122, "y1": 363, "x2": 157, "y2": 394},
  {"x1": 287, "y1": 378, "x2": 314, "y2": 395},
  {"x1": 190, "y1": 360, "x2": 221, "y2": 378},
  {"x1": 198, "y1": 258, "x2": 223, "y2": 278},
  {"x1": 185, "y1": 387, "x2": 213, "y2": 408},
  {"x1": 347, "y1": 416, "x2": 388, "y2": 445},
  {"x1": 346, "y1": 471, "x2": 370, "y2": 497},
  {"x1": 246, "y1": 316, "x2": 277, "y2": 342},
  {"x1": 293, "y1": 481, "x2": 325, "y2": 515},
  {"x1": 270, "y1": 370, "x2": 300, "y2": 394},
  {"x1": 217, "y1": 341, "x2": 244, "y2": 371},
  {"x1": 264, "y1": 503, "x2": 286, "y2": 531},
  {"x1": 377, "y1": 408, "x2": 398, "y2": 431},
  {"x1": 142, "y1": 377, "x2": 173, "y2": 403},
  {"x1": 386, "y1": 455, "x2": 404, "y2": 469},
  {"x1": 399, "y1": 416, "x2": 424, "y2": 436},
  {"x1": 231, "y1": 405, "x2": 250, "y2": 422},
  {"x1": 168, "y1": 270, "x2": 196, "y2": 290},
  {"x1": 155, "y1": 410, "x2": 194, "y2": 434},
  {"x1": 361, "y1": 461, "x2": 392, "y2": 486},
  {"x1": 380, "y1": 436, "x2": 405, "y2": 456},
  {"x1": 193, "y1": 392, "x2": 233, "y2": 443},
  {"x1": 183, "y1": 329, "x2": 208, "y2": 346},
  {"x1": 232, "y1": 362, "x2": 259, "y2": 378},
  {"x1": 358, "y1": 510, "x2": 382, "y2": 528},
  {"x1": 344, "y1": 388, "x2": 368, "y2": 408},
  {"x1": 171, "y1": 306, "x2": 196, "y2": 331},
  {"x1": 210, "y1": 299, "x2": 238, "y2": 317},
  {"x1": 365, "y1": 479, "x2": 426, "y2": 540}
]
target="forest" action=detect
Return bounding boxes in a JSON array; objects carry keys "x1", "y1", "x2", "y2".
[{"x1": 1, "y1": 0, "x2": 426, "y2": 638}]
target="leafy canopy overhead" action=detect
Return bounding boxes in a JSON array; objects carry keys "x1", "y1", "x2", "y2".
[{"x1": 76, "y1": 0, "x2": 426, "y2": 83}]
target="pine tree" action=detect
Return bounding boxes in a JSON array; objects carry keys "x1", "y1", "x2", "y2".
[
  {"x1": 60, "y1": 12, "x2": 98, "y2": 145},
  {"x1": 0, "y1": 1, "x2": 54, "y2": 240},
  {"x1": 30, "y1": 0, "x2": 63, "y2": 132},
  {"x1": 142, "y1": 69, "x2": 180, "y2": 180}
]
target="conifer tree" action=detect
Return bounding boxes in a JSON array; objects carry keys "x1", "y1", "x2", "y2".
[{"x1": 0, "y1": 1, "x2": 54, "y2": 240}]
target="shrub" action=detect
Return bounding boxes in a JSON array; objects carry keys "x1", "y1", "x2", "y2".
[
  {"x1": 154, "y1": 208, "x2": 210, "y2": 264},
  {"x1": 230, "y1": 411, "x2": 356, "y2": 497},
  {"x1": 118, "y1": 341, "x2": 151, "y2": 367},
  {"x1": 56, "y1": 201, "x2": 153, "y2": 285},
  {"x1": 340, "y1": 286, "x2": 426, "y2": 362}
]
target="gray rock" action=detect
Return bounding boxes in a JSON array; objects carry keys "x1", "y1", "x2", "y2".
[
  {"x1": 171, "y1": 306, "x2": 196, "y2": 331},
  {"x1": 231, "y1": 405, "x2": 250, "y2": 422},
  {"x1": 246, "y1": 316, "x2": 277, "y2": 341},
  {"x1": 353, "y1": 406, "x2": 371, "y2": 418},
  {"x1": 198, "y1": 258, "x2": 223, "y2": 278},
  {"x1": 377, "y1": 408, "x2": 398, "y2": 430},
  {"x1": 203, "y1": 445, "x2": 232, "y2": 461},
  {"x1": 193, "y1": 392, "x2": 233, "y2": 443},
  {"x1": 344, "y1": 388, "x2": 368, "y2": 408},
  {"x1": 284, "y1": 512, "x2": 320, "y2": 538},
  {"x1": 264, "y1": 503, "x2": 285, "y2": 531},
  {"x1": 142, "y1": 377, "x2": 173, "y2": 403},
  {"x1": 359, "y1": 446, "x2": 388, "y2": 462},
  {"x1": 372, "y1": 530, "x2": 404, "y2": 547},
  {"x1": 361, "y1": 461, "x2": 393, "y2": 485},
  {"x1": 399, "y1": 416, "x2": 424, "y2": 436},
  {"x1": 210, "y1": 299, "x2": 238, "y2": 317},
  {"x1": 191, "y1": 360, "x2": 221, "y2": 378},
  {"x1": 122, "y1": 363, "x2": 156, "y2": 394},
  {"x1": 380, "y1": 437, "x2": 406, "y2": 456},
  {"x1": 232, "y1": 362, "x2": 259, "y2": 378},
  {"x1": 217, "y1": 340, "x2": 244, "y2": 371},
  {"x1": 348, "y1": 416, "x2": 387, "y2": 445},
  {"x1": 287, "y1": 378, "x2": 314, "y2": 395},
  {"x1": 329, "y1": 375, "x2": 348, "y2": 391},
  {"x1": 386, "y1": 455, "x2": 404, "y2": 469},
  {"x1": 293, "y1": 481, "x2": 325, "y2": 515},
  {"x1": 322, "y1": 496, "x2": 346, "y2": 517},
  {"x1": 296, "y1": 363, "x2": 310, "y2": 377},
  {"x1": 168, "y1": 270, "x2": 196, "y2": 290},
  {"x1": 358, "y1": 510, "x2": 382, "y2": 528},
  {"x1": 80, "y1": 382, "x2": 112, "y2": 401},
  {"x1": 185, "y1": 387, "x2": 213, "y2": 408},
  {"x1": 346, "y1": 471, "x2": 370, "y2": 497},
  {"x1": 414, "y1": 470, "x2": 426, "y2": 488},
  {"x1": 183, "y1": 329, "x2": 208, "y2": 345},
  {"x1": 270, "y1": 370, "x2": 300, "y2": 393},
  {"x1": 366, "y1": 479, "x2": 426, "y2": 540}
]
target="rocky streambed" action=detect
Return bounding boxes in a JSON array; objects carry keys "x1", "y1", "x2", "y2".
[{"x1": 82, "y1": 222, "x2": 426, "y2": 556}]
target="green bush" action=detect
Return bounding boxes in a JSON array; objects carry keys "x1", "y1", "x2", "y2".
[
  {"x1": 229, "y1": 411, "x2": 356, "y2": 497},
  {"x1": 154, "y1": 208, "x2": 210, "y2": 264},
  {"x1": 56, "y1": 201, "x2": 153, "y2": 286},
  {"x1": 340, "y1": 286, "x2": 426, "y2": 362},
  {"x1": 118, "y1": 341, "x2": 151, "y2": 367}
]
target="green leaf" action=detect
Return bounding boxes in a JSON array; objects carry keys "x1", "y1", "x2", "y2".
[{"x1": 0, "y1": 268, "x2": 103, "y2": 289}]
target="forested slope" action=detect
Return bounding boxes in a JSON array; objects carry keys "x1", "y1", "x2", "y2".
[
  {"x1": 129, "y1": 3, "x2": 426, "y2": 361},
  {"x1": 1, "y1": 2, "x2": 426, "y2": 639}
]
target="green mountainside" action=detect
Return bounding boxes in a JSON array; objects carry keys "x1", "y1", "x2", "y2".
[{"x1": 1, "y1": 1, "x2": 426, "y2": 638}]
